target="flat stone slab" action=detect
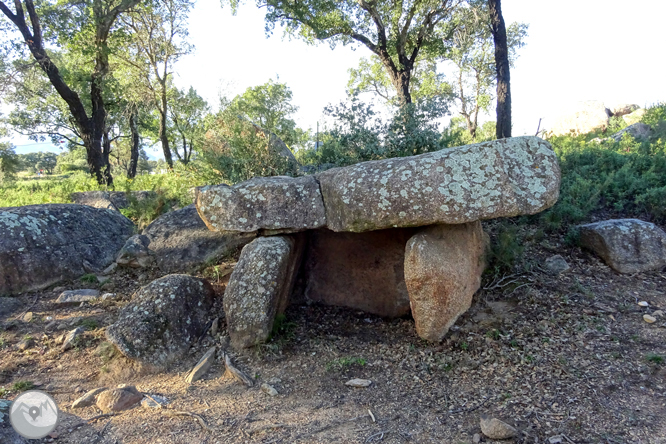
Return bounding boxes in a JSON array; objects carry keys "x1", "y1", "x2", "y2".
[
  {"x1": 56, "y1": 289, "x2": 100, "y2": 304},
  {"x1": 196, "y1": 176, "x2": 326, "y2": 234},
  {"x1": 317, "y1": 136, "x2": 560, "y2": 232},
  {"x1": 185, "y1": 346, "x2": 216, "y2": 383}
]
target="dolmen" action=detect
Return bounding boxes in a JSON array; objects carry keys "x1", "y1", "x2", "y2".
[{"x1": 196, "y1": 136, "x2": 561, "y2": 348}]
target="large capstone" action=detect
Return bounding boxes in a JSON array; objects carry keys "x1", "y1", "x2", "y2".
[
  {"x1": 105, "y1": 274, "x2": 215, "y2": 368},
  {"x1": 224, "y1": 235, "x2": 304, "y2": 349},
  {"x1": 196, "y1": 176, "x2": 326, "y2": 235},
  {"x1": 549, "y1": 101, "x2": 611, "y2": 136},
  {"x1": 0, "y1": 204, "x2": 135, "y2": 295},
  {"x1": 117, "y1": 204, "x2": 255, "y2": 272},
  {"x1": 404, "y1": 222, "x2": 486, "y2": 342},
  {"x1": 299, "y1": 228, "x2": 414, "y2": 318},
  {"x1": 578, "y1": 219, "x2": 666, "y2": 274},
  {"x1": 317, "y1": 136, "x2": 560, "y2": 232}
]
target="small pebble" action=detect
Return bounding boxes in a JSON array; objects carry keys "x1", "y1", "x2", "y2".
[
  {"x1": 260, "y1": 383, "x2": 278, "y2": 397},
  {"x1": 345, "y1": 378, "x2": 372, "y2": 388},
  {"x1": 638, "y1": 301, "x2": 649, "y2": 307},
  {"x1": 643, "y1": 314, "x2": 657, "y2": 324},
  {"x1": 652, "y1": 310, "x2": 664, "y2": 317}
]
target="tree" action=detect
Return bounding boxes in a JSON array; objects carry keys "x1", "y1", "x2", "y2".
[
  {"x1": 0, "y1": 142, "x2": 20, "y2": 181},
  {"x1": 449, "y1": 2, "x2": 525, "y2": 139},
  {"x1": 169, "y1": 86, "x2": 208, "y2": 164},
  {"x1": 226, "y1": 0, "x2": 462, "y2": 105},
  {"x1": 0, "y1": 0, "x2": 141, "y2": 184},
  {"x1": 488, "y1": 0, "x2": 511, "y2": 139},
  {"x1": 119, "y1": 0, "x2": 194, "y2": 169}
]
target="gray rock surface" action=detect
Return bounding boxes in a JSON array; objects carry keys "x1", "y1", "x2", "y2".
[
  {"x1": 300, "y1": 228, "x2": 414, "y2": 317},
  {"x1": 0, "y1": 204, "x2": 134, "y2": 295},
  {"x1": 55, "y1": 289, "x2": 100, "y2": 305},
  {"x1": 196, "y1": 176, "x2": 326, "y2": 235},
  {"x1": 225, "y1": 236, "x2": 304, "y2": 349},
  {"x1": 116, "y1": 234, "x2": 154, "y2": 268},
  {"x1": 543, "y1": 255, "x2": 570, "y2": 274},
  {"x1": 578, "y1": 219, "x2": 666, "y2": 273},
  {"x1": 96, "y1": 386, "x2": 143, "y2": 413},
  {"x1": 549, "y1": 100, "x2": 611, "y2": 136},
  {"x1": 623, "y1": 108, "x2": 647, "y2": 125},
  {"x1": 70, "y1": 190, "x2": 156, "y2": 211},
  {"x1": 105, "y1": 274, "x2": 215, "y2": 368},
  {"x1": 404, "y1": 222, "x2": 486, "y2": 342},
  {"x1": 62, "y1": 327, "x2": 84, "y2": 351},
  {"x1": 611, "y1": 122, "x2": 652, "y2": 141},
  {"x1": 480, "y1": 415, "x2": 518, "y2": 439},
  {"x1": 318, "y1": 136, "x2": 560, "y2": 232},
  {"x1": 141, "y1": 204, "x2": 254, "y2": 272},
  {"x1": 1, "y1": 399, "x2": 27, "y2": 444}
]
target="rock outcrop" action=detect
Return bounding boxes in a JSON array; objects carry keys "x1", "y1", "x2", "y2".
[
  {"x1": 623, "y1": 108, "x2": 647, "y2": 125},
  {"x1": 105, "y1": 274, "x2": 215, "y2": 368},
  {"x1": 549, "y1": 101, "x2": 611, "y2": 136},
  {"x1": 404, "y1": 222, "x2": 486, "y2": 341},
  {"x1": 318, "y1": 136, "x2": 559, "y2": 232},
  {"x1": 611, "y1": 123, "x2": 652, "y2": 141},
  {"x1": 300, "y1": 228, "x2": 414, "y2": 318},
  {"x1": 610, "y1": 104, "x2": 640, "y2": 117},
  {"x1": 196, "y1": 176, "x2": 326, "y2": 235},
  {"x1": 224, "y1": 236, "x2": 304, "y2": 349},
  {"x1": 0, "y1": 204, "x2": 134, "y2": 295},
  {"x1": 71, "y1": 190, "x2": 156, "y2": 211},
  {"x1": 117, "y1": 204, "x2": 254, "y2": 272},
  {"x1": 578, "y1": 219, "x2": 666, "y2": 273}
]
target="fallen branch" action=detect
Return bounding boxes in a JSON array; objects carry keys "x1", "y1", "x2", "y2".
[
  {"x1": 165, "y1": 410, "x2": 213, "y2": 433},
  {"x1": 366, "y1": 430, "x2": 386, "y2": 442}
]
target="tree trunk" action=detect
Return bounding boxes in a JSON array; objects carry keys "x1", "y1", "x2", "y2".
[
  {"x1": 159, "y1": 84, "x2": 174, "y2": 169},
  {"x1": 128, "y1": 111, "x2": 139, "y2": 178},
  {"x1": 489, "y1": 0, "x2": 511, "y2": 139}
]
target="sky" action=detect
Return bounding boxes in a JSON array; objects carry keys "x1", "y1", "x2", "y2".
[{"x1": 7, "y1": 0, "x2": 666, "y2": 157}]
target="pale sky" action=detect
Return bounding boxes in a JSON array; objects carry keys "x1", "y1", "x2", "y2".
[{"x1": 7, "y1": 0, "x2": 666, "y2": 156}]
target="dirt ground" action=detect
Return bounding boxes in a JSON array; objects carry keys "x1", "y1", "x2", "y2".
[{"x1": 1, "y1": 226, "x2": 666, "y2": 444}]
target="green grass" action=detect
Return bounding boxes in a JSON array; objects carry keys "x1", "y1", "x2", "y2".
[
  {"x1": 326, "y1": 357, "x2": 367, "y2": 372},
  {"x1": 646, "y1": 353, "x2": 664, "y2": 364},
  {"x1": 0, "y1": 386, "x2": 7, "y2": 397},
  {"x1": 79, "y1": 319, "x2": 99, "y2": 330},
  {"x1": 11, "y1": 381, "x2": 34, "y2": 392},
  {"x1": 80, "y1": 273, "x2": 98, "y2": 284}
]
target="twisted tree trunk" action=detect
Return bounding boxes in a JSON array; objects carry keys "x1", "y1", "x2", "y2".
[{"x1": 489, "y1": 0, "x2": 512, "y2": 139}]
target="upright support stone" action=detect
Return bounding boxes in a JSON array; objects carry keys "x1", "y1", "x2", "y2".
[
  {"x1": 404, "y1": 222, "x2": 486, "y2": 342},
  {"x1": 224, "y1": 235, "x2": 304, "y2": 349}
]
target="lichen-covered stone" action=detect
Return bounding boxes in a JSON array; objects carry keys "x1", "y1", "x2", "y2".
[
  {"x1": 116, "y1": 234, "x2": 154, "y2": 268},
  {"x1": 578, "y1": 219, "x2": 666, "y2": 273},
  {"x1": 610, "y1": 103, "x2": 639, "y2": 117},
  {"x1": 141, "y1": 204, "x2": 254, "y2": 272},
  {"x1": 611, "y1": 123, "x2": 652, "y2": 141},
  {"x1": 196, "y1": 176, "x2": 326, "y2": 234},
  {"x1": 0, "y1": 204, "x2": 135, "y2": 295},
  {"x1": 96, "y1": 386, "x2": 143, "y2": 413},
  {"x1": 317, "y1": 136, "x2": 560, "y2": 233},
  {"x1": 224, "y1": 236, "x2": 304, "y2": 349},
  {"x1": 300, "y1": 228, "x2": 414, "y2": 317},
  {"x1": 404, "y1": 222, "x2": 486, "y2": 342},
  {"x1": 105, "y1": 274, "x2": 215, "y2": 368}
]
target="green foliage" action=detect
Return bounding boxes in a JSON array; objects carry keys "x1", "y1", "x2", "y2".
[
  {"x1": 326, "y1": 357, "x2": 366, "y2": 372},
  {"x1": 299, "y1": 95, "x2": 447, "y2": 168},
  {"x1": 79, "y1": 319, "x2": 99, "y2": 330},
  {"x1": 80, "y1": 274, "x2": 98, "y2": 284},
  {"x1": 647, "y1": 353, "x2": 664, "y2": 364},
  {"x1": 440, "y1": 116, "x2": 496, "y2": 148},
  {"x1": 485, "y1": 222, "x2": 525, "y2": 274},
  {"x1": 11, "y1": 381, "x2": 34, "y2": 393},
  {"x1": 269, "y1": 313, "x2": 297, "y2": 341},
  {"x1": 0, "y1": 142, "x2": 20, "y2": 182}
]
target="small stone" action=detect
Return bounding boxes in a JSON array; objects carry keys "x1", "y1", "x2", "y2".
[
  {"x1": 45, "y1": 321, "x2": 57, "y2": 331},
  {"x1": 62, "y1": 327, "x2": 84, "y2": 351},
  {"x1": 53, "y1": 286, "x2": 65, "y2": 293},
  {"x1": 473, "y1": 433, "x2": 481, "y2": 444},
  {"x1": 101, "y1": 263, "x2": 117, "y2": 276},
  {"x1": 101, "y1": 293, "x2": 117, "y2": 301},
  {"x1": 96, "y1": 386, "x2": 143, "y2": 413},
  {"x1": 480, "y1": 415, "x2": 518, "y2": 440},
  {"x1": 23, "y1": 312, "x2": 33, "y2": 322},
  {"x1": 72, "y1": 387, "x2": 108, "y2": 408},
  {"x1": 101, "y1": 282, "x2": 115, "y2": 291},
  {"x1": 210, "y1": 317, "x2": 219, "y2": 337},
  {"x1": 141, "y1": 394, "x2": 168, "y2": 409},
  {"x1": 638, "y1": 301, "x2": 649, "y2": 307},
  {"x1": 644, "y1": 314, "x2": 657, "y2": 323},
  {"x1": 548, "y1": 436, "x2": 563, "y2": 444},
  {"x1": 261, "y1": 383, "x2": 278, "y2": 396},
  {"x1": 56, "y1": 289, "x2": 100, "y2": 305},
  {"x1": 345, "y1": 378, "x2": 372, "y2": 388},
  {"x1": 185, "y1": 346, "x2": 217, "y2": 384},
  {"x1": 18, "y1": 338, "x2": 35, "y2": 351},
  {"x1": 652, "y1": 310, "x2": 664, "y2": 317},
  {"x1": 45, "y1": 316, "x2": 53, "y2": 321},
  {"x1": 543, "y1": 255, "x2": 570, "y2": 274}
]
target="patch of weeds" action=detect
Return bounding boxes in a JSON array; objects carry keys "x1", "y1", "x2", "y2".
[
  {"x1": 0, "y1": 386, "x2": 7, "y2": 397},
  {"x1": 524, "y1": 355, "x2": 535, "y2": 364},
  {"x1": 269, "y1": 314, "x2": 297, "y2": 341},
  {"x1": 509, "y1": 339, "x2": 519, "y2": 348},
  {"x1": 79, "y1": 319, "x2": 99, "y2": 330},
  {"x1": 95, "y1": 341, "x2": 117, "y2": 364},
  {"x1": 23, "y1": 334, "x2": 34, "y2": 341},
  {"x1": 542, "y1": 337, "x2": 550, "y2": 344},
  {"x1": 441, "y1": 362, "x2": 454, "y2": 372},
  {"x1": 646, "y1": 354, "x2": 664, "y2": 364},
  {"x1": 460, "y1": 341, "x2": 469, "y2": 351},
  {"x1": 326, "y1": 357, "x2": 366, "y2": 372},
  {"x1": 80, "y1": 273, "x2": 98, "y2": 284},
  {"x1": 486, "y1": 329, "x2": 501, "y2": 340},
  {"x1": 12, "y1": 381, "x2": 34, "y2": 392},
  {"x1": 611, "y1": 352, "x2": 622, "y2": 359}
]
